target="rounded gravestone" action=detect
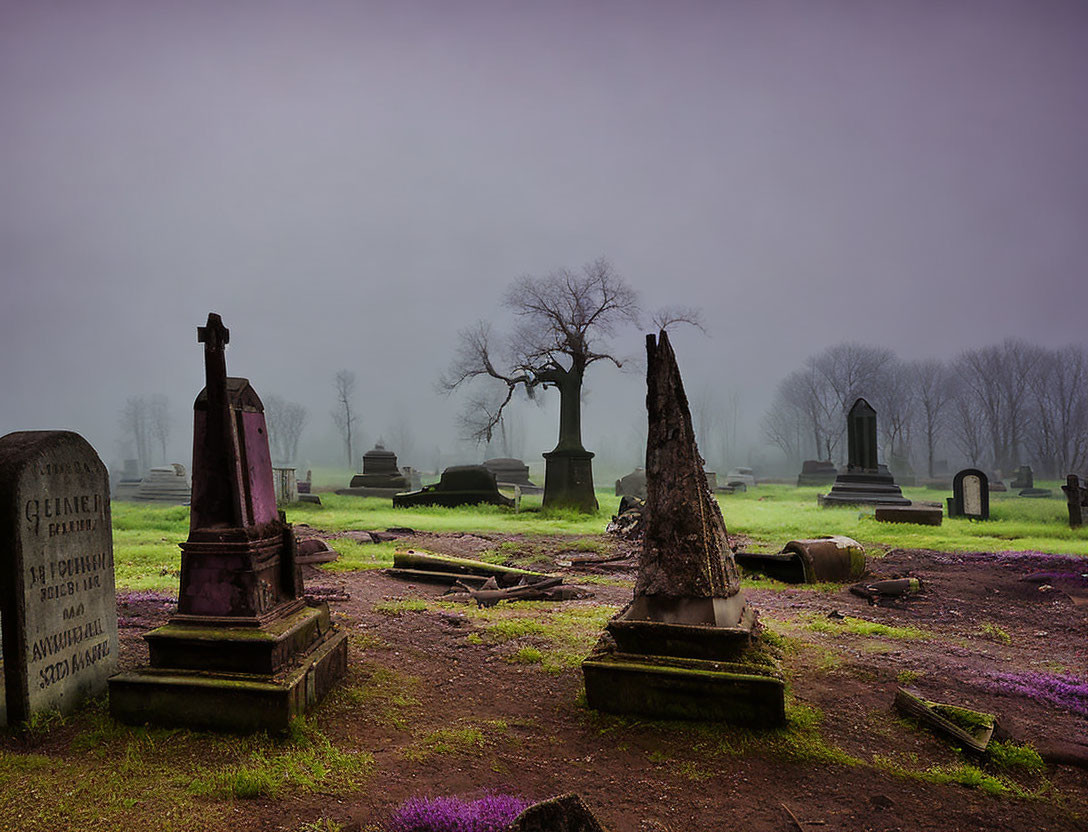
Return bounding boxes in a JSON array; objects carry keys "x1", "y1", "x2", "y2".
[
  {"x1": 362, "y1": 444, "x2": 398, "y2": 475},
  {"x1": 0, "y1": 431, "x2": 117, "y2": 726}
]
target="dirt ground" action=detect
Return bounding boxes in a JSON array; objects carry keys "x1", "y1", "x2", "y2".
[{"x1": 110, "y1": 532, "x2": 1087, "y2": 832}]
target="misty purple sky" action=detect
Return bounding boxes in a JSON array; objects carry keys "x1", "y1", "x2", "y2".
[{"x1": 2, "y1": 1, "x2": 1086, "y2": 470}]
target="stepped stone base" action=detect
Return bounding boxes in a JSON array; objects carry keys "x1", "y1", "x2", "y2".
[
  {"x1": 583, "y1": 652, "x2": 784, "y2": 726},
  {"x1": 820, "y1": 469, "x2": 909, "y2": 507},
  {"x1": 109, "y1": 627, "x2": 346, "y2": 733}
]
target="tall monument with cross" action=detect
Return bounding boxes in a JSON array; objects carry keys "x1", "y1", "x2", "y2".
[{"x1": 110, "y1": 313, "x2": 347, "y2": 731}]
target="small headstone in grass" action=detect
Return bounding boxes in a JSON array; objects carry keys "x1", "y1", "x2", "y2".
[
  {"x1": 112, "y1": 458, "x2": 142, "y2": 500},
  {"x1": 0, "y1": 430, "x2": 117, "y2": 726},
  {"x1": 272, "y1": 466, "x2": 298, "y2": 504},
  {"x1": 132, "y1": 463, "x2": 190, "y2": 504},
  {"x1": 797, "y1": 459, "x2": 838, "y2": 486},
  {"x1": 336, "y1": 442, "x2": 410, "y2": 497},
  {"x1": 948, "y1": 468, "x2": 989, "y2": 520},
  {"x1": 483, "y1": 457, "x2": 541, "y2": 493},
  {"x1": 393, "y1": 465, "x2": 514, "y2": 508},
  {"x1": 614, "y1": 467, "x2": 646, "y2": 499},
  {"x1": 1010, "y1": 465, "x2": 1034, "y2": 489}
]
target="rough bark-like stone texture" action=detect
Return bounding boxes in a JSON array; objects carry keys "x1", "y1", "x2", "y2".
[
  {"x1": 506, "y1": 793, "x2": 610, "y2": 832},
  {"x1": 635, "y1": 331, "x2": 740, "y2": 599}
]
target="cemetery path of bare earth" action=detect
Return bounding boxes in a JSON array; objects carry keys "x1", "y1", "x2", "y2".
[{"x1": 25, "y1": 531, "x2": 1088, "y2": 832}]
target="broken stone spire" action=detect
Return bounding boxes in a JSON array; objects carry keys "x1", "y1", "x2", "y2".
[{"x1": 636, "y1": 330, "x2": 742, "y2": 600}]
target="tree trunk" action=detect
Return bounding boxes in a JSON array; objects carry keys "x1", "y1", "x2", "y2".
[{"x1": 551, "y1": 368, "x2": 586, "y2": 453}]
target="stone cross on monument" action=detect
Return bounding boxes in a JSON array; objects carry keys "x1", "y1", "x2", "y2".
[
  {"x1": 110, "y1": 313, "x2": 347, "y2": 732},
  {"x1": 192, "y1": 313, "x2": 238, "y2": 529}
]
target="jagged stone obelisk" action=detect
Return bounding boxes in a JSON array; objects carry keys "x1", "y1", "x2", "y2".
[
  {"x1": 582, "y1": 331, "x2": 784, "y2": 725},
  {"x1": 109, "y1": 313, "x2": 347, "y2": 732}
]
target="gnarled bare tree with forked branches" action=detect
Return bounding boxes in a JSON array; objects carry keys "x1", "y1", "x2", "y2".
[{"x1": 441, "y1": 258, "x2": 699, "y2": 511}]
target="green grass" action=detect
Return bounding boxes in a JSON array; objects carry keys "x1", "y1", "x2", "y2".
[
  {"x1": 0, "y1": 707, "x2": 372, "y2": 832},
  {"x1": 324, "y1": 664, "x2": 419, "y2": 731},
  {"x1": 722, "y1": 483, "x2": 1088, "y2": 556},
  {"x1": 323, "y1": 539, "x2": 398, "y2": 571},
  {"x1": 987, "y1": 741, "x2": 1045, "y2": 774},
  {"x1": 799, "y1": 613, "x2": 929, "y2": 640},
  {"x1": 282, "y1": 493, "x2": 621, "y2": 536},
  {"x1": 437, "y1": 599, "x2": 619, "y2": 672},
  {"x1": 978, "y1": 622, "x2": 1012, "y2": 645},
  {"x1": 372, "y1": 598, "x2": 429, "y2": 616},
  {"x1": 110, "y1": 484, "x2": 1085, "y2": 593}
]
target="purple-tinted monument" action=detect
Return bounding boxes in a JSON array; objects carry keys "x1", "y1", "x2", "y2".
[{"x1": 109, "y1": 314, "x2": 347, "y2": 732}]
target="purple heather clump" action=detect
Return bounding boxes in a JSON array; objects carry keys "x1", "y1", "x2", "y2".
[
  {"x1": 117, "y1": 590, "x2": 177, "y2": 606},
  {"x1": 387, "y1": 794, "x2": 529, "y2": 832},
  {"x1": 983, "y1": 671, "x2": 1088, "y2": 717},
  {"x1": 1022, "y1": 571, "x2": 1088, "y2": 587}
]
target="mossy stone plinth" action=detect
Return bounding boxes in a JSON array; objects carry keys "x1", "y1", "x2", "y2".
[
  {"x1": 582, "y1": 652, "x2": 785, "y2": 726},
  {"x1": 108, "y1": 628, "x2": 347, "y2": 733},
  {"x1": 144, "y1": 603, "x2": 333, "y2": 675},
  {"x1": 542, "y1": 449, "x2": 597, "y2": 513}
]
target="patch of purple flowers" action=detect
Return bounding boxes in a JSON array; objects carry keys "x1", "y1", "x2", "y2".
[
  {"x1": 983, "y1": 671, "x2": 1088, "y2": 717},
  {"x1": 117, "y1": 590, "x2": 177, "y2": 606},
  {"x1": 935, "y1": 550, "x2": 1085, "y2": 569},
  {"x1": 387, "y1": 794, "x2": 529, "y2": 832},
  {"x1": 1022, "y1": 571, "x2": 1088, "y2": 587}
]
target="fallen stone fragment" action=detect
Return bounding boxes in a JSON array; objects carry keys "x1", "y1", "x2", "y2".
[
  {"x1": 849, "y1": 577, "x2": 923, "y2": 605},
  {"x1": 894, "y1": 687, "x2": 995, "y2": 754},
  {"x1": 505, "y1": 793, "x2": 610, "y2": 832},
  {"x1": 735, "y1": 536, "x2": 866, "y2": 584}
]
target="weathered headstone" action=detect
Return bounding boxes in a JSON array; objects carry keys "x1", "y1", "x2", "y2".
[
  {"x1": 614, "y1": 467, "x2": 647, "y2": 499},
  {"x1": 109, "y1": 313, "x2": 347, "y2": 732},
  {"x1": 582, "y1": 332, "x2": 784, "y2": 726},
  {"x1": 393, "y1": 465, "x2": 514, "y2": 508},
  {"x1": 1010, "y1": 465, "x2": 1034, "y2": 489},
  {"x1": 797, "y1": 459, "x2": 838, "y2": 486},
  {"x1": 336, "y1": 442, "x2": 410, "y2": 497},
  {"x1": 272, "y1": 466, "x2": 299, "y2": 505},
  {"x1": 132, "y1": 463, "x2": 190, "y2": 504},
  {"x1": 112, "y1": 458, "x2": 143, "y2": 500},
  {"x1": 483, "y1": 457, "x2": 542, "y2": 493},
  {"x1": 947, "y1": 468, "x2": 989, "y2": 520},
  {"x1": 0, "y1": 431, "x2": 117, "y2": 726},
  {"x1": 820, "y1": 399, "x2": 909, "y2": 507}
]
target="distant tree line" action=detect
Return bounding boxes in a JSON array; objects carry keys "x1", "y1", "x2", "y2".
[
  {"x1": 762, "y1": 340, "x2": 1088, "y2": 479},
  {"x1": 117, "y1": 394, "x2": 171, "y2": 474}
]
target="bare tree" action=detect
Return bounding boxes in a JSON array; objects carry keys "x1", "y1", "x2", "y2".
[
  {"x1": 386, "y1": 410, "x2": 417, "y2": 466},
  {"x1": 870, "y1": 359, "x2": 914, "y2": 469},
  {"x1": 950, "y1": 384, "x2": 987, "y2": 468},
  {"x1": 440, "y1": 258, "x2": 663, "y2": 510},
  {"x1": 119, "y1": 397, "x2": 151, "y2": 473},
  {"x1": 954, "y1": 339, "x2": 1043, "y2": 471},
  {"x1": 148, "y1": 394, "x2": 170, "y2": 464},
  {"x1": 909, "y1": 359, "x2": 955, "y2": 478},
  {"x1": 1026, "y1": 345, "x2": 1088, "y2": 477},
  {"x1": 266, "y1": 394, "x2": 308, "y2": 465},
  {"x1": 331, "y1": 370, "x2": 358, "y2": 467},
  {"x1": 761, "y1": 401, "x2": 804, "y2": 468}
]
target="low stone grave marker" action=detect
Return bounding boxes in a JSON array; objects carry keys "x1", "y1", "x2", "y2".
[
  {"x1": 0, "y1": 431, "x2": 117, "y2": 726},
  {"x1": 947, "y1": 468, "x2": 989, "y2": 520}
]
